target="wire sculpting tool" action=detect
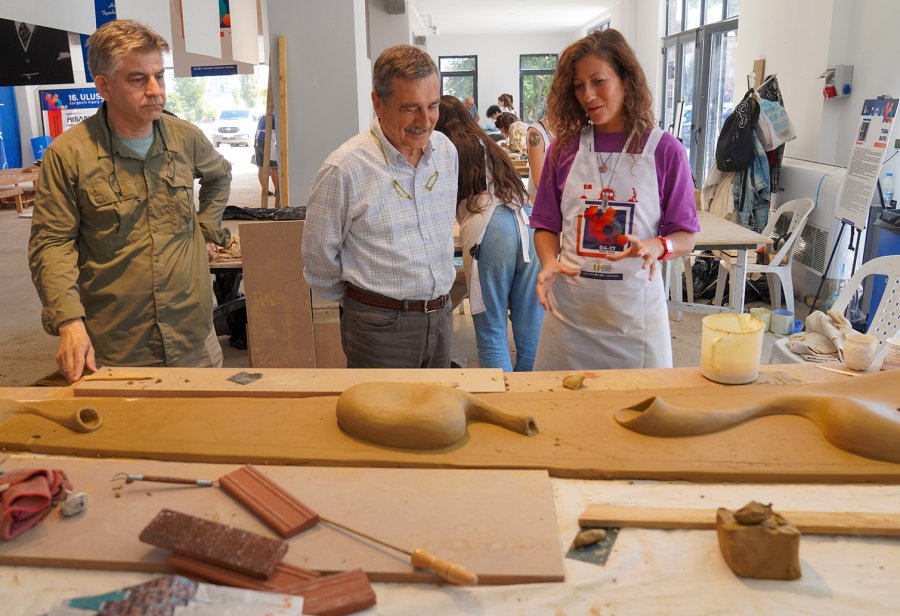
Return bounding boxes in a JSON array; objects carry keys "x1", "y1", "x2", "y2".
[
  {"x1": 111, "y1": 473, "x2": 216, "y2": 487},
  {"x1": 319, "y1": 515, "x2": 478, "y2": 585},
  {"x1": 113, "y1": 467, "x2": 479, "y2": 585}
]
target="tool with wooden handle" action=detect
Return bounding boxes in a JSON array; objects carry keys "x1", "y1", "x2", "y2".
[
  {"x1": 320, "y1": 516, "x2": 478, "y2": 585},
  {"x1": 580, "y1": 504, "x2": 900, "y2": 537}
]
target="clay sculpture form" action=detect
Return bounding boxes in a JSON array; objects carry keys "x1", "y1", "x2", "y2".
[
  {"x1": 716, "y1": 501, "x2": 802, "y2": 580},
  {"x1": 615, "y1": 392, "x2": 900, "y2": 464},
  {"x1": 0, "y1": 402, "x2": 102, "y2": 433},
  {"x1": 336, "y1": 382, "x2": 539, "y2": 449}
]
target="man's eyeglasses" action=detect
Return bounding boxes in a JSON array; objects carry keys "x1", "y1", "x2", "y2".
[{"x1": 371, "y1": 129, "x2": 438, "y2": 200}]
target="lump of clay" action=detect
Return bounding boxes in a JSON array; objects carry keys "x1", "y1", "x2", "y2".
[
  {"x1": 336, "y1": 382, "x2": 538, "y2": 449},
  {"x1": 573, "y1": 528, "x2": 607, "y2": 547},
  {"x1": 716, "y1": 501, "x2": 801, "y2": 580},
  {"x1": 562, "y1": 373, "x2": 585, "y2": 390}
]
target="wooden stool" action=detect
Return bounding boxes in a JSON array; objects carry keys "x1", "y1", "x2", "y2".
[{"x1": 0, "y1": 186, "x2": 25, "y2": 213}]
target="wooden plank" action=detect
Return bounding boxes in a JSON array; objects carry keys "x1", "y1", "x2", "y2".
[
  {"x1": 72, "y1": 367, "x2": 506, "y2": 397},
  {"x1": 696, "y1": 211, "x2": 772, "y2": 250},
  {"x1": 579, "y1": 505, "x2": 900, "y2": 536},
  {"x1": 0, "y1": 457, "x2": 564, "y2": 585},
  {"x1": 503, "y1": 363, "x2": 844, "y2": 393},
  {"x1": 277, "y1": 35, "x2": 289, "y2": 207},
  {"x1": 4, "y1": 371, "x2": 899, "y2": 483},
  {"x1": 240, "y1": 220, "x2": 315, "y2": 368}
]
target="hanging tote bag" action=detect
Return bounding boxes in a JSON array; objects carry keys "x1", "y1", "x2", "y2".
[
  {"x1": 756, "y1": 98, "x2": 796, "y2": 151},
  {"x1": 715, "y1": 89, "x2": 760, "y2": 172}
]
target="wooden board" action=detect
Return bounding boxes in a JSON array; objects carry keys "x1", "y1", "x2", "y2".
[
  {"x1": 3, "y1": 371, "x2": 899, "y2": 483},
  {"x1": 579, "y1": 505, "x2": 900, "y2": 536},
  {"x1": 502, "y1": 364, "x2": 844, "y2": 393},
  {"x1": 240, "y1": 220, "x2": 315, "y2": 368},
  {"x1": 0, "y1": 457, "x2": 563, "y2": 584},
  {"x1": 72, "y1": 367, "x2": 506, "y2": 397}
]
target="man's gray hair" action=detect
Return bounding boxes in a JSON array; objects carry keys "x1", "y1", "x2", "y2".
[
  {"x1": 86, "y1": 19, "x2": 169, "y2": 78},
  {"x1": 372, "y1": 45, "x2": 438, "y2": 101}
]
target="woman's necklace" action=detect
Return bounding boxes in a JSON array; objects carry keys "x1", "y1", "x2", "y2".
[
  {"x1": 597, "y1": 150, "x2": 614, "y2": 174},
  {"x1": 597, "y1": 131, "x2": 635, "y2": 210}
]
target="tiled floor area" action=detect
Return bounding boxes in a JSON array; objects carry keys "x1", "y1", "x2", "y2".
[{"x1": 0, "y1": 143, "x2": 798, "y2": 385}]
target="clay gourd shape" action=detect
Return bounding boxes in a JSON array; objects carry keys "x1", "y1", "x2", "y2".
[
  {"x1": 336, "y1": 382, "x2": 538, "y2": 449},
  {"x1": 615, "y1": 392, "x2": 900, "y2": 465},
  {"x1": 0, "y1": 402, "x2": 103, "y2": 433}
]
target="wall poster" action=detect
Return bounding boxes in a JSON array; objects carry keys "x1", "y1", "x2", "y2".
[
  {"x1": 838, "y1": 97, "x2": 897, "y2": 229},
  {"x1": 40, "y1": 87, "x2": 103, "y2": 139},
  {"x1": 0, "y1": 18, "x2": 75, "y2": 87}
]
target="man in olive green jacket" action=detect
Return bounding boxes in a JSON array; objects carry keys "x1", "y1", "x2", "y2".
[{"x1": 28, "y1": 20, "x2": 232, "y2": 383}]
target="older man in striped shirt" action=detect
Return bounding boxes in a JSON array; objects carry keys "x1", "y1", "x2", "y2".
[{"x1": 303, "y1": 45, "x2": 459, "y2": 368}]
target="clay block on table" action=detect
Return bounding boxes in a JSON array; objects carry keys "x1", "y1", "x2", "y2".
[
  {"x1": 219, "y1": 464, "x2": 320, "y2": 537},
  {"x1": 716, "y1": 505, "x2": 801, "y2": 580},
  {"x1": 170, "y1": 553, "x2": 319, "y2": 593},
  {"x1": 291, "y1": 569, "x2": 377, "y2": 616},
  {"x1": 139, "y1": 508, "x2": 288, "y2": 580}
]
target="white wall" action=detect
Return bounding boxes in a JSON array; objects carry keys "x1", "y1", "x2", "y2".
[
  {"x1": 735, "y1": 0, "x2": 900, "y2": 179},
  {"x1": 833, "y1": 0, "x2": 900, "y2": 179},
  {"x1": 574, "y1": 0, "x2": 666, "y2": 121},
  {"x1": 367, "y1": 0, "x2": 413, "y2": 61},
  {"x1": 267, "y1": 0, "x2": 369, "y2": 203},
  {"x1": 426, "y1": 32, "x2": 576, "y2": 120}
]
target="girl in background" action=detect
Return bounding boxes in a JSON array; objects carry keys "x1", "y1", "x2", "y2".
[{"x1": 436, "y1": 95, "x2": 543, "y2": 371}]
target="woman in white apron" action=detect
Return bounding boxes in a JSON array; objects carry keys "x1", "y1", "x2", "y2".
[
  {"x1": 530, "y1": 29, "x2": 700, "y2": 371},
  {"x1": 436, "y1": 96, "x2": 542, "y2": 371}
]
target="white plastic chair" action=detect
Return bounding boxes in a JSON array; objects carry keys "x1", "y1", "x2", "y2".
[
  {"x1": 769, "y1": 254, "x2": 900, "y2": 363},
  {"x1": 713, "y1": 198, "x2": 815, "y2": 314}
]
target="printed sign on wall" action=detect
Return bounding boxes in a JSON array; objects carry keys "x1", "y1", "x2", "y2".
[
  {"x1": 40, "y1": 87, "x2": 103, "y2": 138},
  {"x1": 838, "y1": 97, "x2": 898, "y2": 229}
]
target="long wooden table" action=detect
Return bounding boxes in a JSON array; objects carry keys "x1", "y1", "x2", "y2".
[
  {"x1": 1, "y1": 364, "x2": 898, "y2": 615},
  {"x1": 665, "y1": 210, "x2": 772, "y2": 319}
]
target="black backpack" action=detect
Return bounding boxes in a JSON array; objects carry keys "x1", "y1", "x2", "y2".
[{"x1": 715, "y1": 89, "x2": 760, "y2": 172}]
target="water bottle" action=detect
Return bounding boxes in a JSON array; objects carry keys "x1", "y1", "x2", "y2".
[{"x1": 883, "y1": 172, "x2": 894, "y2": 205}]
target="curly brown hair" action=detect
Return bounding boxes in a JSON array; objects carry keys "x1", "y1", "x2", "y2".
[
  {"x1": 435, "y1": 96, "x2": 527, "y2": 214},
  {"x1": 547, "y1": 29, "x2": 655, "y2": 160}
]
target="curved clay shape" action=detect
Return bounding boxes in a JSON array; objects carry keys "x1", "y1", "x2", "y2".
[
  {"x1": 336, "y1": 382, "x2": 538, "y2": 449},
  {"x1": 615, "y1": 394, "x2": 900, "y2": 464},
  {"x1": 0, "y1": 404, "x2": 103, "y2": 433}
]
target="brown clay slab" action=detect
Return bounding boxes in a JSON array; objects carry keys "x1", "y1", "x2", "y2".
[
  {"x1": 219, "y1": 465, "x2": 319, "y2": 537},
  {"x1": 169, "y1": 554, "x2": 375, "y2": 615},
  {"x1": 139, "y1": 508, "x2": 288, "y2": 579},
  {"x1": 290, "y1": 569, "x2": 377, "y2": 616},
  {"x1": 169, "y1": 553, "x2": 319, "y2": 592}
]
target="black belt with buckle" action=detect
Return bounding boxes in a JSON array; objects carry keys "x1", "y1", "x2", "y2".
[{"x1": 346, "y1": 285, "x2": 448, "y2": 313}]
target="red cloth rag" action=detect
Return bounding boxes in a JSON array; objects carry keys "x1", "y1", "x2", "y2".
[{"x1": 1, "y1": 468, "x2": 72, "y2": 540}]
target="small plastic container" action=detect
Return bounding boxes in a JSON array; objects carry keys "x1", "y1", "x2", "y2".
[{"x1": 883, "y1": 336, "x2": 900, "y2": 370}]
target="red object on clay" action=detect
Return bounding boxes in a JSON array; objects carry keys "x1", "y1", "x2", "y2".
[{"x1": 0, "y1": 468, "x2": 71, "y2": 540}]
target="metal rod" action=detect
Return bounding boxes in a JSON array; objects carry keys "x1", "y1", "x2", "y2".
[{"x1": 319, "y1": 516, "x2": 411, "y2": 556}]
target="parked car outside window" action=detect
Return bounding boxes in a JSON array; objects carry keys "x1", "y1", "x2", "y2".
[{"x1": 212, "y1": 109, "x2": 256, "y2": 148}]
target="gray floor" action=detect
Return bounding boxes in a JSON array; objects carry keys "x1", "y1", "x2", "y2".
[{"x1": 0, "y1": 145, "x2": 792, "y2": 385}]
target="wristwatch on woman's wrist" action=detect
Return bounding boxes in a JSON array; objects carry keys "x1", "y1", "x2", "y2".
[{"x1": 657, "y1": 236, "x2": 673, "y2": 261}]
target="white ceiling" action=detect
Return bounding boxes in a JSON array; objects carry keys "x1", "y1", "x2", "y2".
[{"x1": 410, "y1": 0, "x2": 611, "y2": 36}]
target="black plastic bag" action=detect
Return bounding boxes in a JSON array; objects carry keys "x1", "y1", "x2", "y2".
[{"x1": 715, "y1": 89, "x2": 760, "y2": 172}]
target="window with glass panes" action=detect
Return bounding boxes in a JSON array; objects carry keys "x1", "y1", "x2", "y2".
[
  {"x1": 662, "y1": 0, "x2": 739, "y2": 185},
  {"x1": 589, "y1": 19, "x2": 611, "y2": 33},
  {"x1": 519, "y1": 54, "x2": 557, "y2": 124},
  {"x1": 439, "y1": 55, "x2": 477, "y2": 109}
]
